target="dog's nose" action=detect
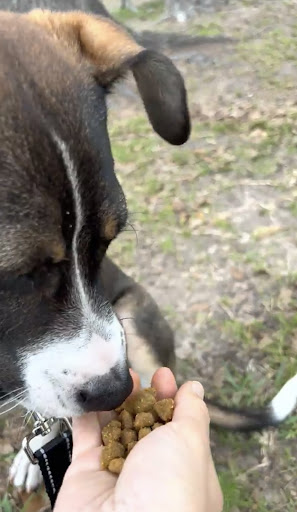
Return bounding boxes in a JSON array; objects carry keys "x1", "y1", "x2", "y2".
[{"x1": 75, "y1": 365, "x2": 133, "y2": 412}]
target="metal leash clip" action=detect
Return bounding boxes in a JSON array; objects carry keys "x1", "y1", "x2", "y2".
[{"x1": 22, "y1": 412, "x2": 72, "y2": 464}]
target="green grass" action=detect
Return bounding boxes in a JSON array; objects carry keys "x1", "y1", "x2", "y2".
[
  {"x1": 112, "y1": 0, "x2": 164, "y2": 23},
  {"x1": 0, "y1": 495, "x2": 14, "y2": 512},
  {"x1": 104, "y1": 19, "x2": 297, "y2": 508},
  {"x1": 238, "y1": 26, "x2": 297, "y2": 84},
  {"x1": 219, "y1": 310, "x2": 297, "y2": 401},
  {"x1": 219, "y1": 470, "x2": 253, "y2": 511},
  {"x1": 190, "y1": 22, "x2": 223, "y2": 37}
]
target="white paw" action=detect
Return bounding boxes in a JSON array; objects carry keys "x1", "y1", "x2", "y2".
[
  {"x1": 9, "y1": 424, "x2": 59, "y2": 492},
  {"x1": 9, "y1": 448, "x2": 43, "y2": 492}
]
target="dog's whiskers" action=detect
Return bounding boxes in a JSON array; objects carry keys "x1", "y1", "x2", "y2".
[
  {"x1": 0, "y1": 387, "x2": 25, "y2": 401},
  {"x1": 122, "y1": 331, "x2": 141, "y2": 338},
  {"x1": 119, "y1": 316, "x2": 136, "y2": 322},
  {"x1": 0, "y1": 398, "x2": 25, "y2": 416},
  {"x1": 0, "y1": 390, "x2": 26, "y2": 410},
  {"x1": 127, "y1": 211, "x2": 147, "y2": 218}
]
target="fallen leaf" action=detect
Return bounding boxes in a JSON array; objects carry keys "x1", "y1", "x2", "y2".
[
  {"x1": 253, "y1": 225, "x2": 283, "y2": 240},
  {"x1": 277, "y1": 287, "x2": 292, "y2": 309},
  {"x1": 230, "y1": 267, "x2": 245, "y2": 281},
  {"x1": 259, "y1": 335, "x2": 274, "y2": 349}
]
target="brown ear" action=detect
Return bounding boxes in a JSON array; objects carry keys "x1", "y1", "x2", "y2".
[{"x1": 26, "y1": 10, "x2": 190, "y2": 145}]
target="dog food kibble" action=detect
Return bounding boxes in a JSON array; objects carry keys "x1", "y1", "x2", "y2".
[
  {"x1": 119, "y1": 409, "x2": 133, "y2": 429},
  {"x1": 101, "y1": 388, "x2": 175, "y2": 474},
  {"x1": 152, "y1": 422, "x2": 163, "y2": 430},
  {"x1": 102, "y1": 420, "x2": 122, "y2": 445},
  {"x1": 154, "y1": 398, "x2": 174, "y2": 422},
  {"x1": 138, "y1": 427, "x2": 151, "y2": 440},
  {"x1": 101, "y1": 441, "x2": 125, "y2": 469},
  {"x1": 134, "y1": 412, "x2": 155, "y2": 430},
  {"x1": 108, "y1": 458, "x2": 125, "y2": 474},
  {"x1": 121, "y1": 428, "x2": 137, "y2": 447},
  {"x1": 127, "y1": 441, "x2": 137, "y2": 454}
]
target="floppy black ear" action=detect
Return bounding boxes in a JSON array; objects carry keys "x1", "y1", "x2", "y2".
[
  {"x1": 131, "y1": 50, "x2": 190, "y2": 145},
  {"x1": 26, "y1": 10, "x2": 190, "y2": 145}
]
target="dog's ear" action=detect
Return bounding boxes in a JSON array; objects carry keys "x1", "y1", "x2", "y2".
[{"x1": 26, "y1": 10, "x2": 190, "y2": 145}]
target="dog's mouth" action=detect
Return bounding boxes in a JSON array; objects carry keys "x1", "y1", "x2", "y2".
[
  {"x1": 22, "y1": 363, "x2": 133, "y2": 418},
  {"x1": 21, "y1": 316, "x2": 133, "y2": 417}
]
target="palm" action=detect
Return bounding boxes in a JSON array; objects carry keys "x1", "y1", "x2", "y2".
[{"x1": 54, "y1": 369, "x2": 223, "y2": 512}]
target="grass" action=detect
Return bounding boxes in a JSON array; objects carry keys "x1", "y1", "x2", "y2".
[
  {"x1": 238, "y1": 26, "x2": 297, "y2": 84},
  {"x1": 0, "y1": 495, "x2": 14, "y2": 512},
  {"x1": 112, "y1": 0, "x2": 164, "y2": 23},
  {"x1": 107, "y1": 69, "x2": 297, "y2": 508},
  {"x1": 189, "y1": 22, "x2": 224, "y2": 37},
  {"x1": 219, "y1": 470, "x2": 253, "y2": 511},
  {"x1": 109, "y1": 4, "x2": 297, "y2": 510}
]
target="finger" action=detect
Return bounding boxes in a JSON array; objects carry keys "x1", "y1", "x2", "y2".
[
  {"x1": 151, "y1": 367, "x2": 177, "y2": 399},
  {"x1": 130, "y1": 369, "x2": 141, "y2": 393},
  {"x1": 207, "y1": 456, "x2": 224, "y2": 512},
  {"x1": 71, "y1": 412, "x2": 102, "y2": 460},
  {"x1": 98, "y1": 410, "x2": 117, "y2": 429},
  {"x1": 173, "y1": 381, "x2": 209, "y2": 436}
]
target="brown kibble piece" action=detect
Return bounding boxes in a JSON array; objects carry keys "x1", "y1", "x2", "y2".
[
  {"x1": 145, "y1": 387, "x2": 157, "y2": 398},
  {"x1": 127, "y1": 441, "x2": 137, "y2": 454},
  {"x1": 101, "y1": 442, "x2": 125, "y2": 469},
  {"x1": 152, "y1": 422, "x2": 163, "y2": 430},
  {"x1": 121, "y1": 429, "x2": 137, "y2": 447},
  {"x1": 119, "y1": 409, "x2": 133, "y2": 429},
  {"x1": 154, "y1": 398, "x2": 174, "y2": 422},
  {"x1": 115, "y1": 398, "x2": 134, "y2": 414},
  {"x1": 122, "y1": 388, "x2": 156, "y2": 415},
  {"x1": 133, "y1": 391, "x2": 156, "y2": 413},
  {"x1": 102, "y1": 421, "x2": 122, "y2": 446},
  {"x1": 102, "y1": 388, "x2": 175, "y2": 474},
  {"x1": 134, "y1": 412, "x2": 155, "y2": 430},
  {"x1": 138, "y1": 427, "x2": 151, "y2": 440},
  {"x1": 108, "y1": 458, "x2": 125, "y2": 474}
]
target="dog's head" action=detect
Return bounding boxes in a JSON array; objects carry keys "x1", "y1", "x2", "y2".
[{"x1": 0, "y1": 10, "x2": 190, "y2": 417}]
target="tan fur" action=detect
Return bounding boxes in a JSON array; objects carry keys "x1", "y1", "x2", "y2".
[
  {"x1": 103, "y1": 215, "x2": 118, "y2": 241},
  {"x1": 0, "y1": 9, "x2": 143, "y2": 271},
  {"x1": 26, "y1": 9, "x2": 142, "y2": 80},
  {"x1": 50, "y1": 240, "x2": 66, "y2": 263},
  {"x1": 0, "y1": 232, "x2": 65, "y2": 273},
  {"x1": 114, "y1": 296, "x2": 162, "y2": 384}
]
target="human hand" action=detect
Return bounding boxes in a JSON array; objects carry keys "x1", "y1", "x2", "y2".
[{"x1": 54, "y1": 368, "x2": 223, "y2": 512}]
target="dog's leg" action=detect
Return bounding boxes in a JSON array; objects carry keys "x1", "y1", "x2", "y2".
[
  {"x1": 101, "y1": 257, "x2": 176, "y2": 387},
  {"x1": 10, "y1": 422, "x2": 59, "y2": 492}
]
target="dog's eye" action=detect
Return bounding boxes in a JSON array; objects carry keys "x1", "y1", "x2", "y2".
[{"x1": 25, "y1": 260, "x2": 64, "y2": 296}]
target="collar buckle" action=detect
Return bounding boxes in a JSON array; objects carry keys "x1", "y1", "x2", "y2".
[{"x1": 22, "y1": 412, "x2": 72, "y2": 464}]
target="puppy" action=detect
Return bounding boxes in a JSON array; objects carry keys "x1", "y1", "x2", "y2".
[
  {"x1": 0, "y1": 7, "x2": 296, "y2": 494},
  {"x1": 0, "y1": 8, "x2": 188, "y2": 491}
]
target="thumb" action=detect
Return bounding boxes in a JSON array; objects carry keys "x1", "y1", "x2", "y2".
[
  {"x1": 173, "y1": 381, "x2": 210, "y2": 438},
  {"x1": 71, "y1": 412, "x2": 102, "y2": 461}
]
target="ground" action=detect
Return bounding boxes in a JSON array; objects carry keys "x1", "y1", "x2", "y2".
[{"x1": 1, "y1": 0, "x2": 297, "y2": 510}]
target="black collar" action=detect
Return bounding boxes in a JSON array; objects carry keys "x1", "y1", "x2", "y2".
[{"x1": 23, "y1": 415, "x2": 73, "y2": 509}]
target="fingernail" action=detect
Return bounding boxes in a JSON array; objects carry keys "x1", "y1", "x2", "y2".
[{"x1": 192, "y1": 381, "x2": 204, "y2": 399}]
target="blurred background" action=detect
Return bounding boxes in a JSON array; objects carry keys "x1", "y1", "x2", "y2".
[{"x1": 1, "y1": 1, "x2": 297, "y2": 510}]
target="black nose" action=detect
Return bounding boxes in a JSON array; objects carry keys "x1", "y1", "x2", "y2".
[{"x1": 76, "y1": 365, "x2": 133, "y2": 412}]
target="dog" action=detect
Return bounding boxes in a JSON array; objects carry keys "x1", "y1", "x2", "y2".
[
  {"x1": 0, "y1": 0, "x2": 135, "y2": 15},
  {"x1": 0, "y1": 5, "x2": 296, "y2": 495}
]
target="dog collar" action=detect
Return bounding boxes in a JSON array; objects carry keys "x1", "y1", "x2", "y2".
[{"x1": 23, "y1": 413, "x2": 73, "y2": 509}]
